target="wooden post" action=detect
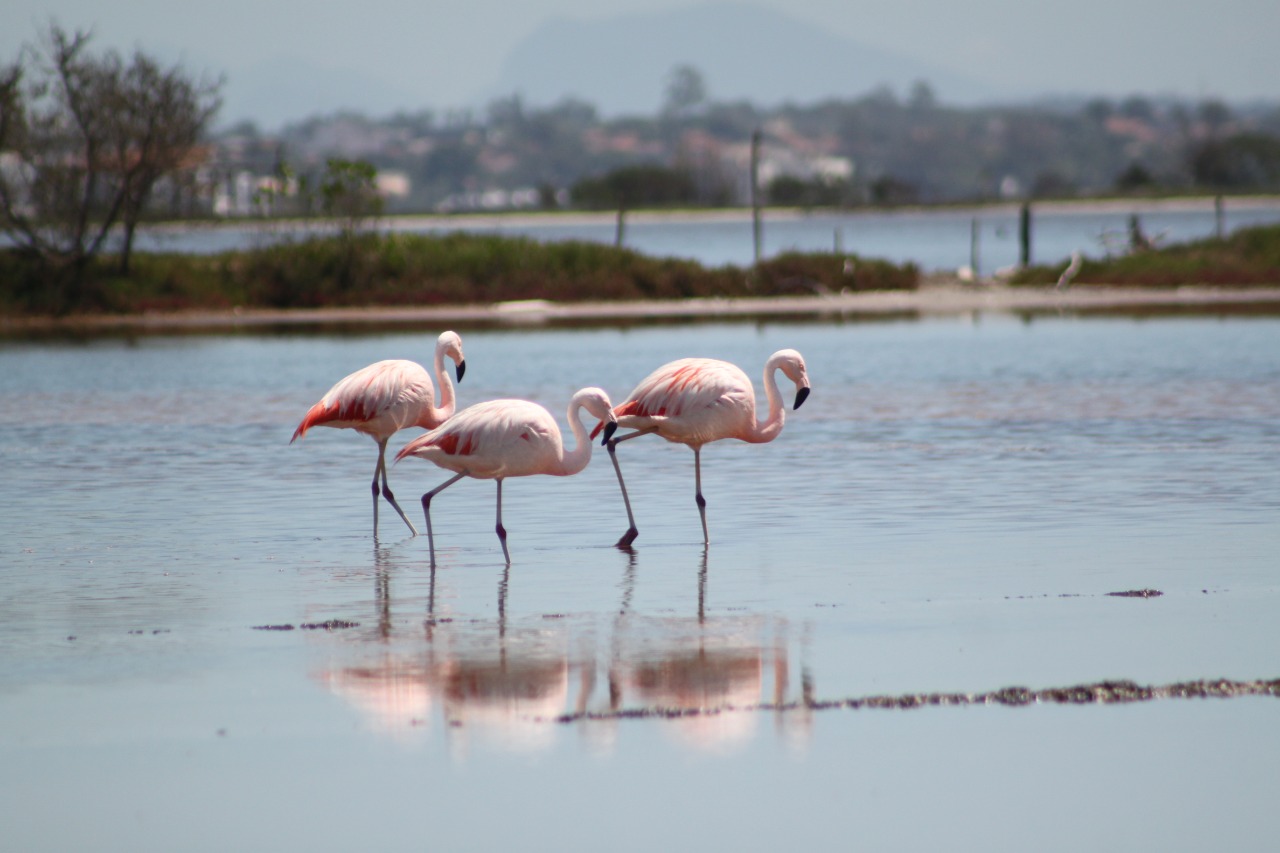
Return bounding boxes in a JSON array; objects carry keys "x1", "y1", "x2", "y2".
[
  {"x1": 750, "y1": 130, "x2": 762, "y2": 265},
  {"x1": 970, "y1": 217, "x2": 980, "y2": 280},
  {"x1": 1019, "y1": 202, "x2": 1032, "y2": 267},
  {"x1": 1215, "y1": 195, "x2": 1225, "y2": 240},
  {"x1": 615, "y1": 205, "x2": 626, "y2": 247}
]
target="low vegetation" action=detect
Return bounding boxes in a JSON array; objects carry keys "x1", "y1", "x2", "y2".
[
  {"x1": 1011, "y1": 223, "x2": 1280, "y2": 287},
  {"x1": 0, "y1": 231, "x2": 919, "y2": 317}
]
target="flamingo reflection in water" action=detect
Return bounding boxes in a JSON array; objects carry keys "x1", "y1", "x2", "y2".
[
  {"x1": 596, "y1": 349, "x2": 811, "y2": 547},
  {"x1": 599, "y1": 550, "x2": 805, "y2": 752},
  {"x1": 292, "y1": 330, "x2": 467, "y2": 536},
  {"x1": 318, "y1": 637, "x2": 573, "y2": 754},
  {"x1": 396, "y1": 387, "x2": 618, "y2": 563},
  {"x1": 313, "y1": 551, "x2": 811, "y2": 755},
  {"x1": 316, "y1": 564, "x2": 579, "y2": 754}
]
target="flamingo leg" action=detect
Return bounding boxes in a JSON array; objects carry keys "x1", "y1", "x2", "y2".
[
  {"x1": 421, "y1": 472, "x2": 466, "y2": 565},
  {"x1": 370, "y1": 447, "x2": 382, "y2": 535},
  {"x1": 693, "y1": 446, "x2": 709, "y2": 544},
  {"x1": 376, "y1": 439, "x2": 418, "y2": 536},
  {"x1": 606, "y1": 427, "x2": 656, "y2": 549},
  {"x1": 495, "y1": 479, "x2": 511, "y2": 564}
]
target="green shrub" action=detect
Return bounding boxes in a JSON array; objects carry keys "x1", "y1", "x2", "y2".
[
  {"x1": 1, "y1": 230, "x2": 920, "y2": 316},
  {"x1": 1011, "y1": 223, "x2": 1280, "y2": 287}
]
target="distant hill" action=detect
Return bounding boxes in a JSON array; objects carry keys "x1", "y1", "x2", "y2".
[{"x1": 485, "y1": 1, "x2": 1002, "y2": 114}]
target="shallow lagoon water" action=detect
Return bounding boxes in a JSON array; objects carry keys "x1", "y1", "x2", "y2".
[{"x1": 2, "y1": 315, "x2": 1279, "y2": 850}]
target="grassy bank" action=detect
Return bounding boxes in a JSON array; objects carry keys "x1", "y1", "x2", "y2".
[
  {"x1": 0, "y1": 232, "x2": 918, "y2": 317},
  {"x1": 1011, "y1": 223, "x2": 1280, "y2": 287}
]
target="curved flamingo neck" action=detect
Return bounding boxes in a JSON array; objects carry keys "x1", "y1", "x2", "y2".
[
  {"x1": 432, "y1": 344, "x2": 457, "y2": 421},
  {"x1": 746, "y1": 355, "x2": 787, "y2": 444},
  {"x1": 558, "y1": 396, "x2": 596, "y2": 476}
]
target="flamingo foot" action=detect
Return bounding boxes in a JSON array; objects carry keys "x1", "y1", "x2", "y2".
[{"x1": 615, "y1": 527, "x2": 639, "y2": 549}]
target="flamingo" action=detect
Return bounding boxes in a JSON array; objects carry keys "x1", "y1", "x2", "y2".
[
  {"x1": 395, "y1": 387, "x2": 619, "y2": 563},
  {"x1": 594, "y1": 350, "x2": 810, "y2": 547},
  {"x1": 291, "y1": 330, "x2": 466, "y2": 536}
]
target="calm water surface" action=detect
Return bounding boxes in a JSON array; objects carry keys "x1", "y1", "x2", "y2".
[{"x1": 2, "y1": 316, "x2": 1279, "y2": 850}]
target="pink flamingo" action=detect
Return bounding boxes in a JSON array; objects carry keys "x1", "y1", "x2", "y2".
[
  {"x1": 292, "y1": 330, "x2": 466, "y2": 536},
  {"x1": 594, "y1": 349, "x2": 811, "y2": 547},
  {"x1": 396, "y1": 387, "x2": 619, "y2": 563}
]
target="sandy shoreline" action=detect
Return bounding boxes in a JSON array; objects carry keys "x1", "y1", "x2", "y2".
[{"x1": 6, "y1": 283, "x2": 1280, "y2": 334}]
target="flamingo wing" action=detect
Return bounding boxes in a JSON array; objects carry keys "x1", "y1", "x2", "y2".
[
  {"x1": 292, "y1": 360, "x2": 435, "y2": 441},
  {"x1": 599, "y1": 358, "x2": 754, "y2": 444},
  {"x1": 397, "y1": 399, "x2": 559, "y2": 479}
]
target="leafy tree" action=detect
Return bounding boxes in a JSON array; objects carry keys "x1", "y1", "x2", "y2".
[
  {"x1": 663, "y1": 65, "x2": 707, "y2": 117},
  {"x1": 1197, "y1": 99, "x2": 1232, "y2": 136},
  {"x1": 417, "y1": 140, "x2": 479, "y2": 198},
  {"x1": 908, "y1": 80, "x2": 937, "y2": 110},
  {"x1": 320, "y1": 158, "x2": 382, "y2": 235},
  {"x1": 767, "y1": 175, "x2": 854, "y2": 208},
  {"x1": 1190, "y1": 133, "x2": 1280, "y2": 189},
  {"x1": 868, "y1": 175, "x2": 918, "y2": 205},
  {"x1": 1084, "y1": 99, "x2": 1113, "y2": 124},
  {"x1": 571, "y1": 164, "x2": 697, "y2": 209},
  {"x1": 1119, "y1": 96, "x2": 1154, "y2": 121},
  {"x1": 0, "y1": 25, "x2": 221, "y2": 276},
  {"x1": 1031, "y1": 170, "x2": 1076, "y2": 198},
  {"x1": 1115, "y1": 161, "x2": 1157, "y2": 192}
]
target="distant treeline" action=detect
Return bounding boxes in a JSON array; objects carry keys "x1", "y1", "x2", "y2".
[{"x1": 222, "y1": 85, "x2": 1280, "y2": 213}]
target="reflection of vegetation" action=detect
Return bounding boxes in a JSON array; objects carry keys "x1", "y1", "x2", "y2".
[
  {"x1": 0, "y1": 232, "x2": 919, "y2": 315},
  {"x1": 1012, "y1": 223, "x2": 1280, "y2": 287}
]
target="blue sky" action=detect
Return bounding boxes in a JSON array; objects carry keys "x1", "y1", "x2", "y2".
[{"x1": 3, "y1": 0, "x2": 1276, "y2": 128}]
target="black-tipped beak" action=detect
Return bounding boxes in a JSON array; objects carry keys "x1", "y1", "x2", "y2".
[
  {"x1": 601, "y1": 421, "x2": 619, "y2": 445},
  {"x1": 793, "y1": 385, "x2": 810, "y2": 410},
  {"x1": 455, "y1": 360, "x2": 466, "y2": 382}
]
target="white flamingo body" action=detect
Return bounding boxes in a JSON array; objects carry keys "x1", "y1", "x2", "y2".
[
  {"x1": 601, "y1": 349, "x2": 810, "y2": 547},
  {"x1": 297, "y1": 359, "x2": 446, "y2": 439},
  {"x1": 607, "y1": 357, "x2": 768, "y2": 447},
  {"x1": 396, "y1": 387, "x2": 619, "y2": 562},
  {"x1": 402, "y1": 399, "x2": 583, "y2": 480},
  {"x1": 292, "y1": 330, "x2": 466, "y2": 536}
]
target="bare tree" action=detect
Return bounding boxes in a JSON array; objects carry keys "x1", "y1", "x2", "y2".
[{"x1": 0, "y1": 25, "x2": 221, "y2": 276}]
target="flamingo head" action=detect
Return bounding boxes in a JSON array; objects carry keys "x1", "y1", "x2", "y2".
[
  {"x1": 573, "y1": 387, "x2": 618, "y2": 445},
  {"x1": 437, "y1": 330, "x2": 466, "y2": 382},
  {"x1": 772, "y1": 349, "x2": 811, "y2": 410}
]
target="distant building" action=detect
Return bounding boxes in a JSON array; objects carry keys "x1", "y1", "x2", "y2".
[{"x1": 375, "y1": 171, "x2": 411, "y2": 199}]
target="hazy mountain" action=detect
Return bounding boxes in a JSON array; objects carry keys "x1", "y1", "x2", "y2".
[{"x1": 484, "y1": 2, "x2": 1004, "y2": 115}]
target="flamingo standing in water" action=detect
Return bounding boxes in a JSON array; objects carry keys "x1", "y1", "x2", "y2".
[
  {"x1": 292, "y1": 330, "x2": 466, "y2": 536},
  {"x1": 396, "y1": 388, "x2": 619, "y2": 563},
  {"x1": 595, "y1": 349, "x2": 811, "y2": 547}
]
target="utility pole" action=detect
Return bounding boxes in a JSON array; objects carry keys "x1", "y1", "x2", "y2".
[
  {"x1": 970, "y1": 217, "x2": 981, "y2": 280},
  {"x1": 1019, "y1": 202, "x2": 1032, "y2": 267},
  {"x1": 750, "y1": 130, "x2": 762, "y2": 266}
]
